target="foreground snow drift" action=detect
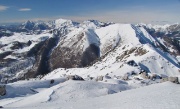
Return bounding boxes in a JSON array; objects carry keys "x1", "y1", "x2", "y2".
[
  {"x1": 1, "y1": 82, "x2": 179, "y2": 109},
  {"x1": 0, "y1": 78, "x2": 66, "y2": 99},
  {"x1": 0, "y1": 79, "x2": 130, "y2": 108},
  {"x1": 62, "y1": 82, "x2": 180, "y2": 109}
]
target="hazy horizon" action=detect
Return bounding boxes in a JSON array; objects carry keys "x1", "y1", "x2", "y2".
[{"x1": 0, "y1": 0, "x2": 180, "y2": 24}]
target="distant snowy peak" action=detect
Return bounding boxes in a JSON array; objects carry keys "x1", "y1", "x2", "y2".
[
  {"x1": 81, "y1": 20, "x2": 114, "y2": 29},
  {"x1": 168, "y1": 24, "x2": 180, "y2": 32},
  {"x1": 22, "y1": 20, "x2": 35, "y2": 25},
  {"x1": 20, "y1": 20, "x2": 50, "y2": 31},
  {"x1": 138, "y1": 23, "x2": 180, "y2": 35},
  {"x1": 138, "y1": 23, "x2": 170, "y2": 29},
  {"x1": 96, "y1": 24, "x2": 141, "y2": 49},
  {"x1": 50, "y1": 18, "x2": 79, "y2": 29},
  {"x1": 145, "y1": 24, "x2": 171, "y2": 33},
  {"x1": 21, "y1": 20, "x2": 35, "y2": 30}
]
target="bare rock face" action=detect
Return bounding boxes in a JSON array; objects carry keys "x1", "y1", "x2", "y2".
[
  {"x1": 49, "y1": 44, "x2": 99, "y2": 69},
  {"x1": 140, "y1": 72, "x2": 149, "y2": 79},
  {"x1": 168, "y1": 77, "x2": 179, "y2": 84},
  {"x1": 0, "y1": 85, "x2": 6, "y2": 96},
  {"x1": 49, "y1": 46, "x2": 82, "y2": 69},
  {"x1": 0, "y1": 51, "x2": 12, "y2": 60},
  {"x1": 161, "y1": 77, "x2": 168, "y2": 83},
  {"x1": 122, "y1": 74, "x2": 129, "y2": 80},
  {"x1": 49, "y1": 32, "x2": 82, "y2": 70},
  {"x1": 149, "y1": 74, "x2": 161, "y2": 81},
  {"x1": 96, "y1": 76, "x2": 104, "y2": 81},
  {"x1": 80, "y1": 44, "x2": 100, "y2": 67},
  {"x1": 160, "y1": 77, "x2": 179, "y2": 84}
]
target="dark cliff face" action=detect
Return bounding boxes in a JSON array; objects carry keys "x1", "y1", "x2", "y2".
[
  {"x1": 49, "y1": 46, "x2": 82, "y2": 69},
  {"x1": 49, "y1": 43, "x2": 100, "y2": 70},
  {"x1": 48, "y1": 32, "x2": 84, "y2": 70},
  {"x1": 26, "y1": 36, "x2": 59, "y2": 78},
  {"x1": 80, "y1": 44, "x2": 100, "y2": 67}
]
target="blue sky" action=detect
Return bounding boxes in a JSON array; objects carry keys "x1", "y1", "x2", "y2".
[{"x1": 0, "y1": 0, "x2": 180, "y2": 24}]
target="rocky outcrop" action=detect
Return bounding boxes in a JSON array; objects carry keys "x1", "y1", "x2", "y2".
[
  {"x1": 161, "y1": 77, "x2": 168, "y2": 82},
  {"x1": 0, "y1": 85, "x2": 6, "y2": 96},
  {"x1": 168, "y1": 77, "x2": 179, "y2": 84},
  {"x1": 67, "y1": 75, "x2": 84, "y2": 81},
  {"x1": 10, "y1": 41, "x2": 32, "y2": 50},
  {"x1": 0, "y1": 51, "x2": 12, "y2": 60},
  {"x1": 96, "y1": 76, "x2": 104, "y2": 81},
  {"x1": 160, "y1": 77, "x2": 179, "y2": 84},
  {"x1": 122, "y1": 74, "x2": 129, "y2": 80}
]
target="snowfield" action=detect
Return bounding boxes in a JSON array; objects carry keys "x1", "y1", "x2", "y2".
[{"x1": 0, "y1": 81, "x2": 180, "y2": 109}]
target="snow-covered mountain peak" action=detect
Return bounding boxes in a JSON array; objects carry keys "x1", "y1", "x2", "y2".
[
  {"x1": 95, "y1": 23, "x2": 144, "y2": 55},
  {"x1": 53, "y1": 18, "x2": 79, "y2": 29},
  {"x1": 19, "y1": 20, "x2": 50, "y2": 31},
  {"x1": 22, "y1": 20, "x2": 35, "y2": 25},
  {"x1": 138, "y1": 23, "x2": 180, "y2": 34},
  {"x1": 21, "y1": 20, "x2": 35, "y2": 30},
  {"x1": 81, "y1": 20, "x2": 111, "y2": 29}
]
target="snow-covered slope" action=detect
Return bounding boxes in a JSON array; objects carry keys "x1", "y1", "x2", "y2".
[
  {"x1": 0, "y1": 31, "x2": 53, "y2": 83},
  {"x1": 0, "y1": 32, "x2": 52, "y2": 53},
  {"x1": 0, "y1": 80, "x2": 179, "y2": 109},
  {"x1": 138, "y1": 23, "x2": 180, "y2": 58},
  {"x1": 96, "y1": 24, "x2": 140, "y2": 55},
  {"x1": 44, "y1": 23, "x2": 180, "y2": 79}
]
